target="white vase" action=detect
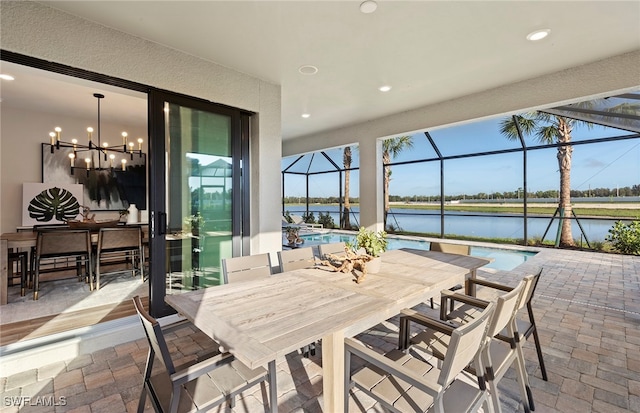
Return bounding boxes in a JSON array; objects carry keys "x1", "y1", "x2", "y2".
[
  {"x1": 367, "y1": 256, "x2": 381, "y2": 274},
  {"x1": 127, "y1": 204, "x2": 138, "y2": 224}
]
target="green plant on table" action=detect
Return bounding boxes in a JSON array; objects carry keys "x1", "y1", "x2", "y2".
[
  {"x1": 350, "y1": 227, "x2": 388, "y2": 257},
  {"x1": 184, "y1": 212, "x2": 206, "y2": 233}
]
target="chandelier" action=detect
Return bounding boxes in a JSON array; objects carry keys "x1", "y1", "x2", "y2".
[{"x1": 47, "y1": 93, "x2": 144, "y2": 175}]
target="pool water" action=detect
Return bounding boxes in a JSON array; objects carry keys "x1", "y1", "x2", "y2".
[{"x1": 299, "y1": 232, "x2": 537, "y2": 271}]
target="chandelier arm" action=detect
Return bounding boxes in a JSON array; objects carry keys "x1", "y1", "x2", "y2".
[{"x1": 44, "y1": 92, "x2": 144, "y2": 173}]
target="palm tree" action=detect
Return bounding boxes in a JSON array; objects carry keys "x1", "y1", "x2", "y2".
[
  {"x1": 342, "y1": 146, "x2": 352, "y2": 229},
  {"x1": 500, "y1": 113, "x2": 585, "y2": 247},
  {"x1": 383, "y1": 136, "x2": 413, "y2": 228}
]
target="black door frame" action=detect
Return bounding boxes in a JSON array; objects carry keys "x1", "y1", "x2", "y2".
[{"x1": 148, "y1": 90, "x2": 251, "y2": 317}]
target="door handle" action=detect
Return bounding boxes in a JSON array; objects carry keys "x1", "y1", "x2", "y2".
[
  {"x1": 152, "y1": 211, "x2": 167, "y2": 236},
  {"x1": 158, "y1": 212, "x2": 167, "y2": 235}
]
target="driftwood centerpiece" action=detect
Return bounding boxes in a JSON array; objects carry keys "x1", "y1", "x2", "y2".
[
  {"x1": 66, "y1": 205, "x2": 120, "y2": 229},
  {"x1": 318, "y1": 249, "x2": 376, "y2": 284}
]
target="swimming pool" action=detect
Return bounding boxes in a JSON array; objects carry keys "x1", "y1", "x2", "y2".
[{"x1": 299, "y1": 232, "x2": 537, "y2": 271}]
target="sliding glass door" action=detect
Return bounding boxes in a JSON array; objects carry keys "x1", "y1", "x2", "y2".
[{"x1": 149, "y1": 91, "x2": 250, "y2": 317}]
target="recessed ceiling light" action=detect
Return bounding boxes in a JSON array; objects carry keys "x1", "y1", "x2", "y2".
[
  {"x1": 301, "y1": 113, "x2": 311, "y2": 118},
  {"x1": 378, "y1": 85, "x2": 392, "y2": 92},
  {"x1": 0, "y1": 74, "x2": 15, "y2": 81},
  {"x1": 526, "y1": 29, "x2": 551, "y2": 41},
  {"x1": 360, "y1": 1, "x2": 378, "y2": 14},
  {"x1": 298, "y1": 65, "x2": 318, "y2": 75}
]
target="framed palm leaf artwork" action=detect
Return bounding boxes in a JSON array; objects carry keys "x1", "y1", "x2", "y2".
[{"x1": 22, "y1": 183, "x2": 84, "y2": 226}]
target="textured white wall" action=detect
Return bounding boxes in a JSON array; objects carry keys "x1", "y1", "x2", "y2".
[{"x1": 0, "y1": 1, "x2": 282, "y2": 253}]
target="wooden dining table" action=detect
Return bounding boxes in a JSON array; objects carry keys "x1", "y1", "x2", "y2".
[{"x1": 165, "y1": 247, "x2": 492, "y2": 413}]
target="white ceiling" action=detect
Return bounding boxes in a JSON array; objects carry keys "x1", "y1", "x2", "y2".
[{"x1": 2, "y1": 1, "x2": 640, "y2": 141}]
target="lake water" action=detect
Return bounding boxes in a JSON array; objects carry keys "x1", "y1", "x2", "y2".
[
  {"x1": 299, "y1": 231, "x2": 537, "y2": 271},
  {"x1": 285, "y1": 205, "x2": 624, "y2": 243}
]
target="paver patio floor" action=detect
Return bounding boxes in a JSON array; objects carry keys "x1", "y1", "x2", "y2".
[{"x1": 1, "y1": 247, "x2": 639, "y2": 412}]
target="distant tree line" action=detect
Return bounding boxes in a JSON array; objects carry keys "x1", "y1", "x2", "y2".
[
  {"x1": 284, "y1": 196, "x2": 360, "y2": 204},
  {"x1": 283, "y1": 184, "x2": 639, "y2": 204}
]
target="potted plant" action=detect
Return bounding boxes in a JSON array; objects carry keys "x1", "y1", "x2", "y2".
[
  {"x1": 184, "y1": 212, "x2": 205, "y2": 236},
  {"x1": 351, "y1": 226, "x2": 387, "y2": 273},
  {"x1": 284, "y1": 226, "x2": 304, "y2": 246}
]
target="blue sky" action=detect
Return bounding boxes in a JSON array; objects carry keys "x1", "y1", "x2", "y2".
[{"x1": 283, "y1": 117, "x2": 640, "y2": 198}]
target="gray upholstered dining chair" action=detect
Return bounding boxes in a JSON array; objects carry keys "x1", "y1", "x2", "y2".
[
  {"x1": 33, "y1": 229, "x2": 93, "y2": 300},
  {"x1": 95, "y1": 227, "x2": 144, "y2": 290},
  {"x1": 277, "y1": 246, "x2": 318, "y2": 357},
  {"x1": 221, "y1": 253, "x2": 273, "y2": 284},
  {"x1": 346, "y1": 302, "x2": 495, "y2": 413},
  {"x1": 427, "y1": 241, "x2": 470, "y2": 308},
  {"x1": 133, "y1": 296, "x2": 276, "y2": 413},
  {"x1": 318, "y1": 241, "x2": 346, "y2": 258},
  {"x1": 429, "y1": 241, "x2": 471, "y2": 255},
  {"x1": 400, "y1": 276, "x2": 534, "y2": 413},
  {"x1": 463, "y1": 268, "x2": 547, "y2": 381},
  {"x1": 7, "y1": 249, "x2": 28, "y2": 296},
  {"x1": 277, "y1": 247, "x2": 315, "y2": 272}
]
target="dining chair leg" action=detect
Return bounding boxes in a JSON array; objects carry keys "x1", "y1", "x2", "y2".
[
  {"x1": 482, "y1": 352, "x2": 503, "y2": 413},
  {"x1": 29, "y1": 247, "x2": 36, "y2": 288},
  {"x1": 431, "y1": 284, "x2": 463, "y2": 311},
  {"x1": 301, "y1": 345, "x2": 309, "y2": 357},
  {"x1": 527, "y1": 303, "x2": 548, "y2": 381},
  {"x1": 515, "y1": 337, "x2": 535, "y2": 411},
  {"x1": 137, "y1": 384, "x2": 147, "y2": 413},
  {"x1": 532, "y1": 327, "x2": 548, "y2": 381},
  {"x1": 87, "y1": 253, "x2": 94, "y2": 291},
  {"x1": 96, "y1": 258, "x2": 101, "y2": 290},
  {"x1": 33, "y1": 258, "x2": 40, "y2": 300}
]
